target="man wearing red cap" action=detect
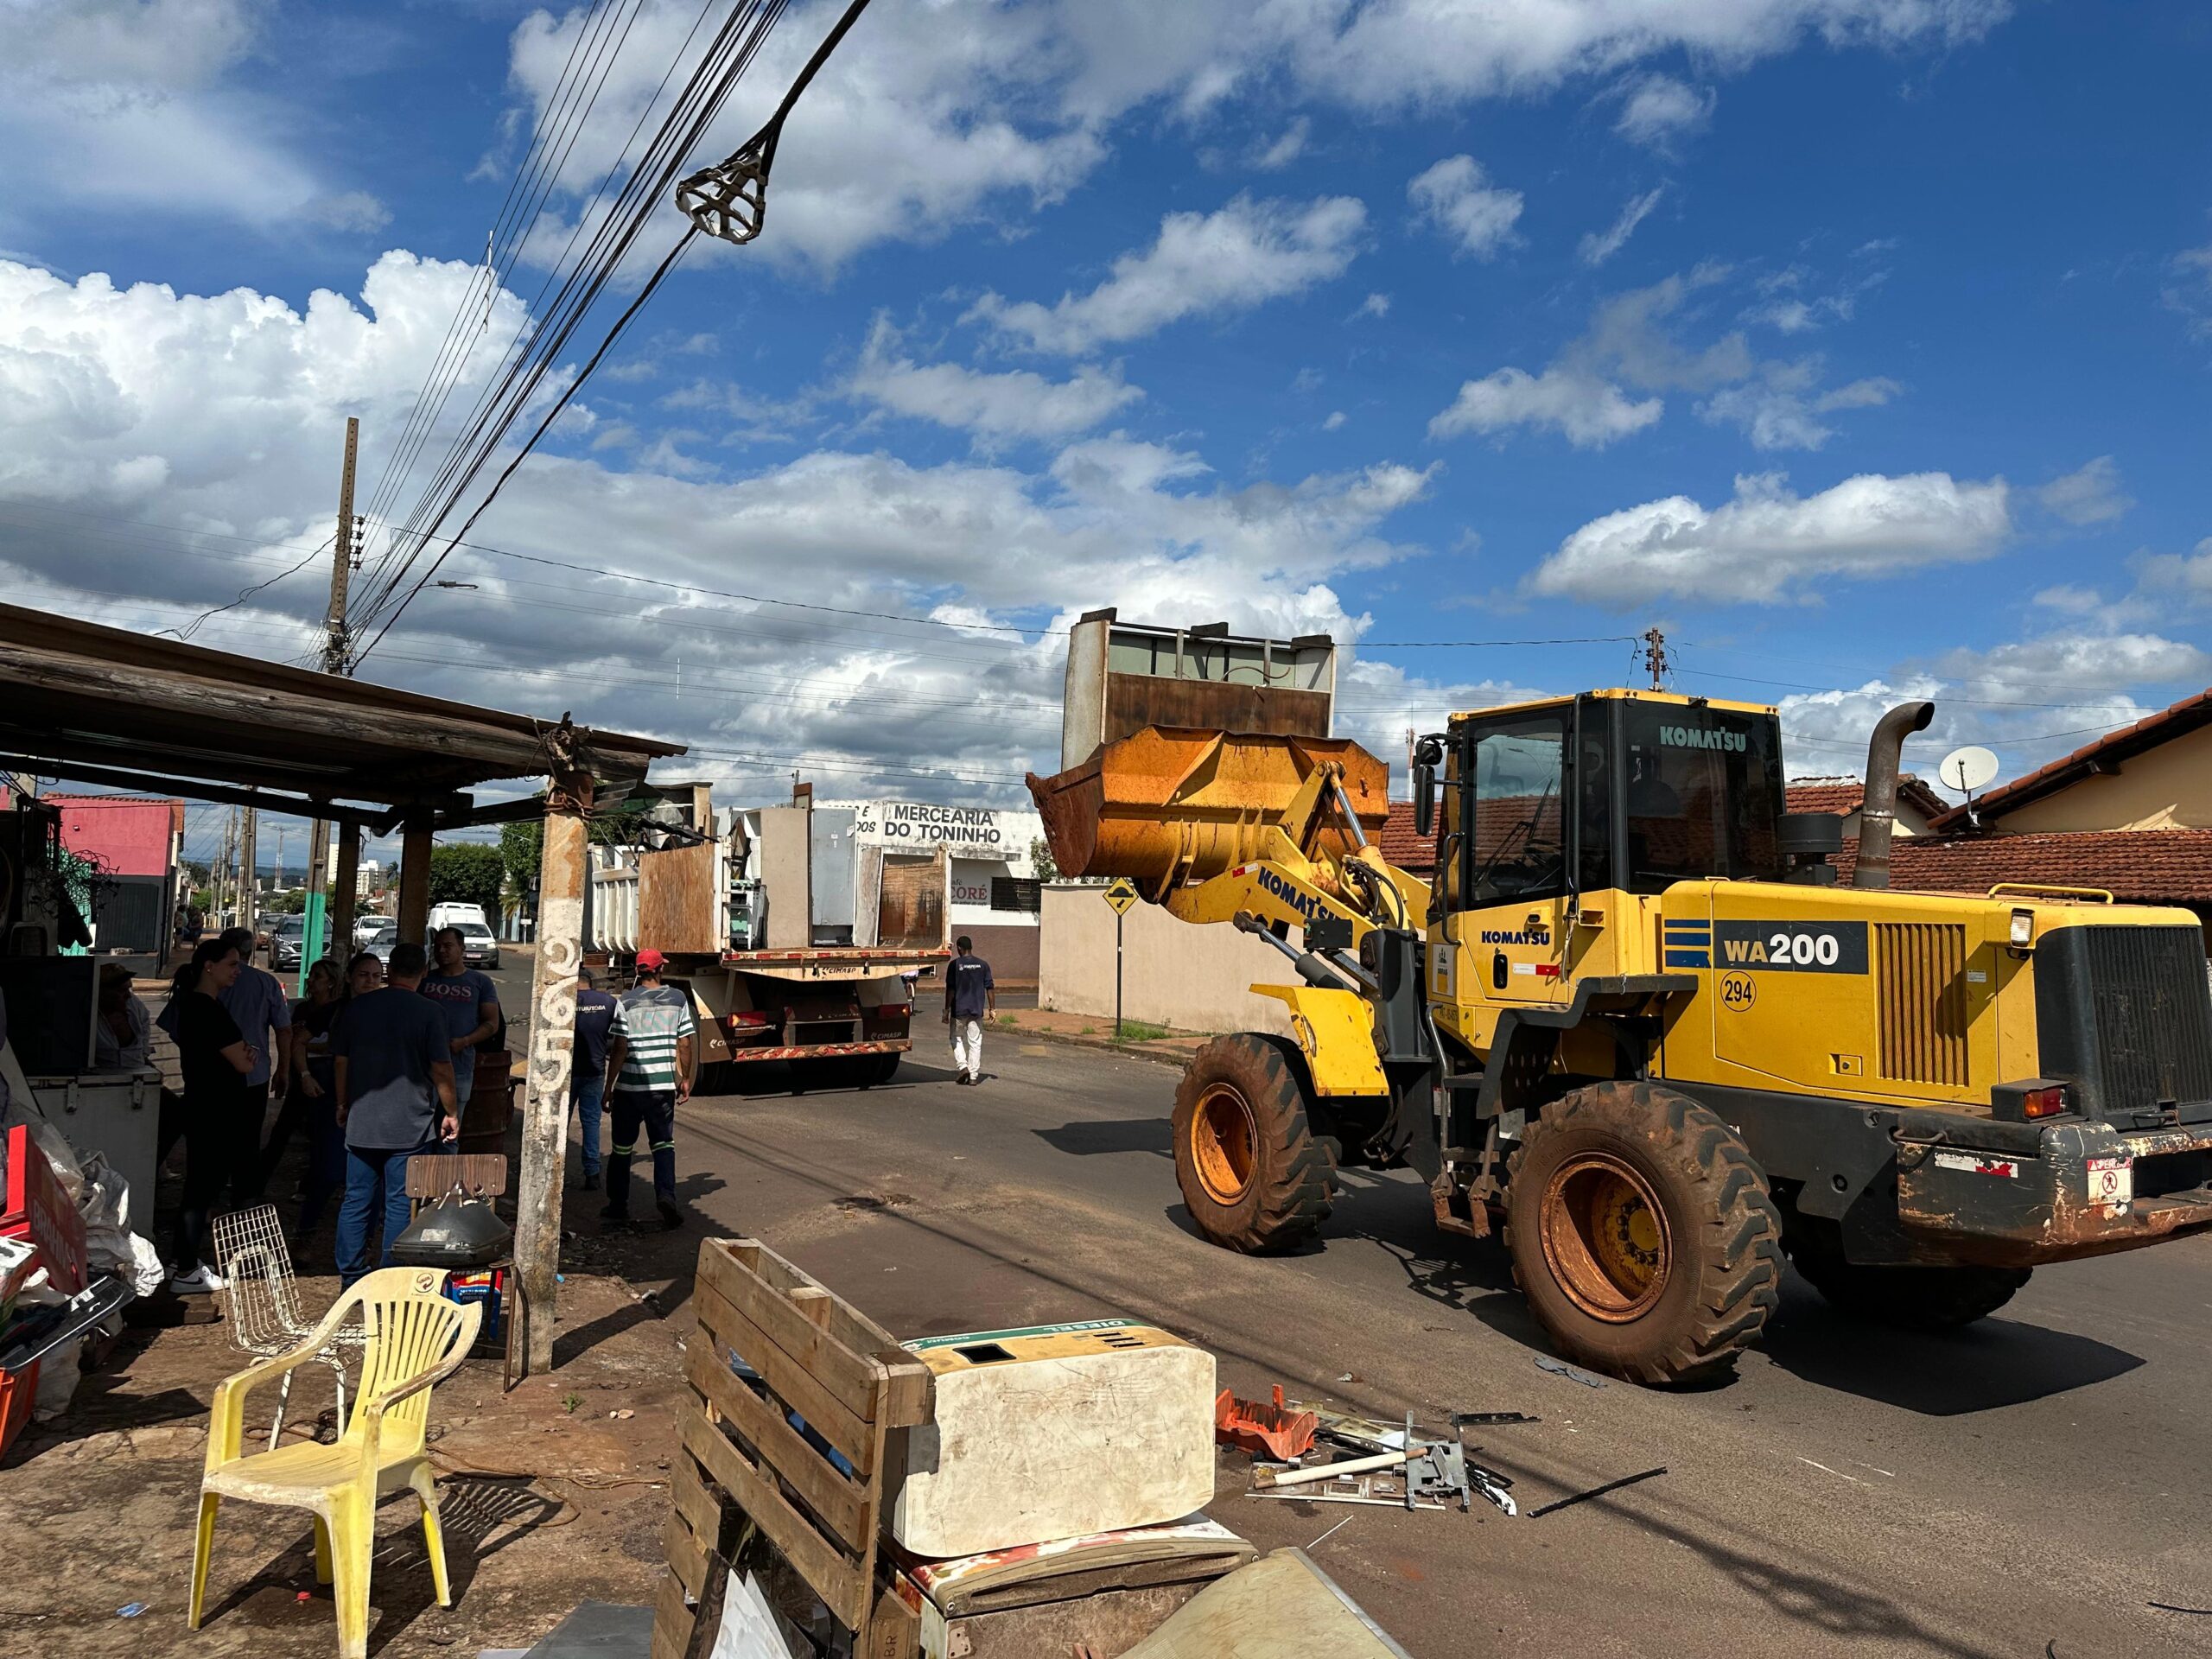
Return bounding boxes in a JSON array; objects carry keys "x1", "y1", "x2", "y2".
[{"x1": 601, "y1": 948, "x2": 696, "y2": 1230}]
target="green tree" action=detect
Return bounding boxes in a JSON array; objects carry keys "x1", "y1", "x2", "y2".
[
  {"x1": 1029, "y1": 836, "x2": 1060, "y2": 882},
  {"x1": 499, "y1": 819, "x2": 542, "y2": 899},
  {"x1": 429, "y1": 842, "x2": 505, "y2": 918}
]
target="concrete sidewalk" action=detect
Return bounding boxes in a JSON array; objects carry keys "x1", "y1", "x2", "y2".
[{"x1": 983, "y1": 1006, "x2": 1207, "y2": 1069}]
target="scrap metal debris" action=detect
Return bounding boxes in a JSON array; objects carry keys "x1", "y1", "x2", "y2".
[
  {"x1": 1215, "y1": 1386, "x2": 1319, "y2": 1460},
  {"x1": 1535, "y1": 1356, "x2": 1608, "y2": 1388},
  {"x1": 1526, "y1": 1465, "x2": 1668, "y2": 1518}
]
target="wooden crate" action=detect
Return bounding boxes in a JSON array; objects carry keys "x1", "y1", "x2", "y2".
[{"x1": 655, "y1": 1238, "x2": 933, "y2": 1659}]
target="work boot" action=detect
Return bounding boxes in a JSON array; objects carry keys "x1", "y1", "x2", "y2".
[
  {"x1": 582, "y1": 1171, "x2": 601, "y2": 1192},
  {"x1": 657, "y1": 1198, "x2": 683, "y2": 1230}
]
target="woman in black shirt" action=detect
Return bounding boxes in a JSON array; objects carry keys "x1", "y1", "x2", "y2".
[
  {"x1": 168, "y1": 938, "x2": 258, "y2": 1294},
  {"x1": 283, "y1": 954, "x2": 380, "y2": 1245}
]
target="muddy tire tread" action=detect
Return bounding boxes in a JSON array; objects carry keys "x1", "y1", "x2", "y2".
[{"x1": 1172, "y1": 1034, "x2": 1335, "y2": 1255}]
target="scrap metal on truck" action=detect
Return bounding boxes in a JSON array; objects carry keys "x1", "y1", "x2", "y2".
[
  {"x1": 591, "y1": 784, "x2": 949, "y2": 1090},
  {"x1": 1028, "y1": 613, "x2": 2212, "y2": 1385}
]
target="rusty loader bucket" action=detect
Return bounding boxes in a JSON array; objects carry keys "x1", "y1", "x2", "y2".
[{"x1": 1026, "y1": 725, "x2": 1390, "y2": 893}]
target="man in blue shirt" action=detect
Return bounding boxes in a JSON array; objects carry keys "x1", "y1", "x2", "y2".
[
  {"x1": 570, "y1": 965, "x2": 618, "y2": 1192},
  {"x1": 943, "y1": 936, "x2": 995, "y2": 1085},
  {"x1": 158, "y1": 925, "x2": 291, "y2": 1198},
  {"x1": 419, "y1": 926, "x2": 500, "y2": 1113},
  {"x1": 331, "y1": 941, "x2": 457, "y2": 1286}
]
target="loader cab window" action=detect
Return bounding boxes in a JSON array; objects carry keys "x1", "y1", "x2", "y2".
[
  {"x1": 1463, "y1": 716, "x2": 1568, "y2": 906},
  {"x1": 1618, "y1": 703, "x2": 1785, "y2": 893}
]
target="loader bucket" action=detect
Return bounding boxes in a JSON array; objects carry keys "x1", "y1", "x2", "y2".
[{"x1": 1026, "y1": 724, "x2": 1390, "y2": 887}]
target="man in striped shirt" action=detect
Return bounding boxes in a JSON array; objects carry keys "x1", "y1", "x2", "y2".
[{"x1": 601, "y1": 949, "x2": 695, "y2": 1230}]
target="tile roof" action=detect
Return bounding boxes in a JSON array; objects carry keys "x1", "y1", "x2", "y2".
[
  {"x1": 1834, "y1": 829, "x2": 2212, "y2": 906},
  {"x1": 1378, "y1": 798, "x2": 1443, "y2": 874},
  {"x1": 1928, "y1": 687, "x2": 2212, "y2": 832},
  {"x1": 1786, "y1": 774, "x2": 1948, "y2": 822}
]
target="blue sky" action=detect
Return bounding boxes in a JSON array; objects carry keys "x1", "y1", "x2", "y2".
[{"x1": 3, "y1": 1, "x2": 2209, "y2": 864}]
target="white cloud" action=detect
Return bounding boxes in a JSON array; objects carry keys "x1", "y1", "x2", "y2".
[
  {"x1": 1354, "y1": 292, "x2": 1390, "y2": 319},
  {"x1": 0, "y1": 0, "x2": 386, "y2": 237},
  {"x1": 2032, "y1": 583, "x2": 2106, "y2": 615},
  {"x1": 1531, "y1": 469, "x2": 2012, "y2": 605},
  {"x1": 1322, "y1": 410, "x2": 1347, "y2": 430},
  {"x1": 1253, "y1": 118, "x2": 1310, "y2": 170},
  {"x1": 0, "y1": 251, "x2": 1456, "y2": 807},
  {"x1": 1698, "y1": 362, "x2": 1900, "y2": 450},
  {"x1": 2164, "y1": 245, "x2": 2212, "y2": 340},
  {"x1": 1578, "y1": 188, "x2": 1665, "y2": 268},
  {"x1": 849, "y1": 318, "x2": 1141, "y2": 442},
  {"x1": 966, "y1": 194, "x2": 1366, "y2": 354},
  {"x1": 1614, "y1": 75, "x2": 1716, "y2": 149},
  {"x1": 2034, "y1": 455, "x2": 2133, "y2": 526},
  {"x1": 1929, "y1": 631, "x2": 2211, "y2": 696},
  {"x1": 1407, "y1": 156, "x2": 1523, "y2": 259},
  {"x1": 1429, "y1": 367, "x2": 1662, "y2": 448}
]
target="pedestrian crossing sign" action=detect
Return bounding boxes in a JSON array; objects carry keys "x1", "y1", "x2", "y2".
[{"x1": 1103, "y1": 878, "x2": 1141, "y2": 916}]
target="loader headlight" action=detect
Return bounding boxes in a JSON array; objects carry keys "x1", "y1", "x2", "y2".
[{"x1": 2009, "y1": 907, "x2": 2035, "y2": 948}]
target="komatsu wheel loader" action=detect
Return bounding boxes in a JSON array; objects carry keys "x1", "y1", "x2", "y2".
[{"x1": 1028, "y1": 688, "x2": 2212, "y2": 1384}]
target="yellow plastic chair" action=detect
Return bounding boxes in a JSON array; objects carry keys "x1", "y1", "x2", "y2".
[{"x1": 188, "y1": 1267, "x2": 483, "y2": 1659}]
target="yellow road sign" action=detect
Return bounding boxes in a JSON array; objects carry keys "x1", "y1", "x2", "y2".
[{"x1": 1104, "y1": 878, "x2": 1141, "y2": 916}]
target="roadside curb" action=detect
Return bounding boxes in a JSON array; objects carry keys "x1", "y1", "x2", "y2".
[{"x1": 995, "y1": 1021, "x2": 1197, "y2": 1071}]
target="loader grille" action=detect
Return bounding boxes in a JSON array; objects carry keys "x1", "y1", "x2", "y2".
[
  {"x1": 1876, "y1": 923, "x2": 1969, "y2": 1088},
  {"x1": 2034, "y1": 925, "x2": 2212, "y2": 1120}
]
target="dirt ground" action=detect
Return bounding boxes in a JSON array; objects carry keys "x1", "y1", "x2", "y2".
[{"x1": 1, "y1": 1266, "x2": 687, "y2": 1658}]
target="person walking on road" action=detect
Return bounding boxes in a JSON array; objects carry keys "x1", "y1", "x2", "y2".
[
  {"x1": 420, "y1": 925, "x2": 500, "y2": 1117},
  {"x1": 166, "y1": 937, "x2": 261, "y2": 1292},
  {"x1": 331, "y1": 941, "x2": 457, "y2": 1287},
  {"x1": 160, "y1": 925, "x2": 290, "y2": 1202},
  {"x1": 570, "y1": 965, "x2": 618, "y2": 1192},
  {"x1": 944, "y1": 935, "x2": 995, "y2": 1085},
  {"x1": 601, "y1": 949, "x2": 693, "y2": 1230}
]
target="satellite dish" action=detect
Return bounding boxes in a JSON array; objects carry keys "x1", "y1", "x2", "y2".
[{"x1": 1937, "y1": 745, "x2": 1999, "y2": 796}]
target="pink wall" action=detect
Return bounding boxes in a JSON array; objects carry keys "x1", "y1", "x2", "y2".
[{"x1": 51, "y1": 796, "x2": 181, "y2": 879}]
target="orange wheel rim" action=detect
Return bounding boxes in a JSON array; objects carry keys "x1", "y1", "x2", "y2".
[
  {"x1": 1540, "y1": 1153, "x2": 1670, "y2": 1322},
  {"x1": 1191, "y1": 1084, "x2": 1258, "y2": 1205}
]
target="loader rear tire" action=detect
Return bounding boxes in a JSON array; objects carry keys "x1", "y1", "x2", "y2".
[
  {"x1": 1172, "y1": 1034, "x2": 1335, "y2": 1255},
  {"x1": 1786, "y1": 1224, "x2": 2030, "y2": 1330},
  {"x1": 1505, "y1": 1081, "x2": 1783, "y2": 1387}
]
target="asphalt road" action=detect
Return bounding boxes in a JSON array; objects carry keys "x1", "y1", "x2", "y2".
[{"x1": 500, "y1": 1025, "x2": 2207, "y2": 1659}]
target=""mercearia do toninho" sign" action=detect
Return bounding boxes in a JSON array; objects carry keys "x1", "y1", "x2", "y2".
[{"x1": 851, "y1": 801, "x2": 1014, "y2": 854}]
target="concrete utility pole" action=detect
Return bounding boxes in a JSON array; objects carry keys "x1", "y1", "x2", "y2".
[
  {"x1": 515, "y1": 731, "x2": 593, "y2": 1376},
  {"x1": 238, "y1": 797, "x2": 259, "y2": 944},
  {"x1": 303, "y1": 417, "x2": 360, "y2": 988}
]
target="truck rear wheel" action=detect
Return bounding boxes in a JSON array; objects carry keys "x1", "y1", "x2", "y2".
[
  {"x1": 1505, "y1": 1081, "x2": 1783, "y2": 1386},
  {"x1": 1172, "y1": 1034, "x2": 1335, "y2": 1255},
  {"x1": 1785, "y1": 1224, "x2": 2030, "y2": 1329}
]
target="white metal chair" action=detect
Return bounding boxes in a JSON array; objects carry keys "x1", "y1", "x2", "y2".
[{"x1": 212, "y1": 1205, "x2": 363, "y2": 1449}]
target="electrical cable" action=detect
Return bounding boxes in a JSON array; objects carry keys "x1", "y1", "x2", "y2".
[{"x1": 154, "y1": 539, "x2": 333, "y2": 643}]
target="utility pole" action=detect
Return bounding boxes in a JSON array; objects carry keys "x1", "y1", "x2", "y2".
[
  {"x1": 303, "y1": 417, "x2": 361, "y2": 987},
  {"x1": 1642, "y1": 626, "x2": 1671, "y2": 691},
  {"x1": 238, "y1": 795, "x2": 259, "y2": 946}
]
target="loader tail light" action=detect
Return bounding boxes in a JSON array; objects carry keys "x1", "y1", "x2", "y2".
[{"x1": 1991, "y1": 1078, "x2": 2070, "y2": 1122}]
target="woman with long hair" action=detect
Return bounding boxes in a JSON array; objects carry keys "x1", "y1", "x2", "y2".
[{"x1": 167, "y1": 936, "x2": 259, "y2": 1293}]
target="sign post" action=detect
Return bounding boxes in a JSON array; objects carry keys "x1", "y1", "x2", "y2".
[{"x1": 1103, "y1": 879, "x2": 1140, "y2": 1039}]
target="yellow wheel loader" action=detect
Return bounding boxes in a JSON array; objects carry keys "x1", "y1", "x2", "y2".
[{"x1": 1029, "y1": 690, "x2": 2212, "y2": 1385}]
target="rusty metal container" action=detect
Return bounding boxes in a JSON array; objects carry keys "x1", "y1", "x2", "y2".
[{"x1": 1026, "y1": 725, "x2": 1389, "y2": 887}]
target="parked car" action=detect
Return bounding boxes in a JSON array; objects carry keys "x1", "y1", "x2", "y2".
[
  {"x1": 429, "y1": 901, "x2": 490, "y2": 932},
  {"x1": 354, "y1": 913, "x2": 391, "y2": 948},
  {"x1": 452, "y1": 920, "x2": 500, "y2": 970},
  {"x1": 270, "y1": 914, "x2": 306, "y2": 970},
  {"x1": 361, "y1": 922, "x2": 400, "y2": 965}
]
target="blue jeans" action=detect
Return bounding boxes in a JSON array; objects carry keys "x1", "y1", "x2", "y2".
[
  {"x1": 336, "y1": 1137, "x2": 439, "y2": 1287},
  {"x1": 572, "y1": 1076, "x2": 605, "y2": 1177}
]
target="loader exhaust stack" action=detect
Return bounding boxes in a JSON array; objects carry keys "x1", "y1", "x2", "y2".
[{"x1": 1853, "y1": 700, "x2": 1936, "y2": 891}]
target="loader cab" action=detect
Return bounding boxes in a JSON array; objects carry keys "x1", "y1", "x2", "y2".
[{"x1": 1414, "y1": 692, "x2": 1786, "y2": 1001}]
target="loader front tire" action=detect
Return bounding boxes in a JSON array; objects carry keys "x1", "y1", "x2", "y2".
[
  {"x1": 1172, "y1": 1034, "x2": 1335, "y2": 1255},
  {"x1": 1506, "y1": 1081, "x2": 1783, "y2": 1386}
]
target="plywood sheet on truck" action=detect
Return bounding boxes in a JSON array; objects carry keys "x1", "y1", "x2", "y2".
[
  {"x1": 637, "y1": 841, "x2": 720, "y2": 957},
  {"x1": 879, "y1": 852, "x2": 946, "y2": 950}
]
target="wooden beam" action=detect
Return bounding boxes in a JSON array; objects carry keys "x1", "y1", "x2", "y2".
[
  {"x1": 515, "y1": 764, "x2": 593, "y2": 1375},
  {"x1": 0, "y1": 754, "x2": 382, "y2": 827},
  {"x1": 397, "y1": 810, "x2": 434, "y2": 943}
]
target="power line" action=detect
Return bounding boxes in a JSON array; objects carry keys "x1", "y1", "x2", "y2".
[{"x1": 153, "y1": 539, "x2": 333, "y2": 642}]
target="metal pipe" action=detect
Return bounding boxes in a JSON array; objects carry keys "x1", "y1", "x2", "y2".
[
  {"x1": 1853, "y1": 701, "x2": 1936, "y2": 890},
  {"x1": 1234, "y1": 910, "x2": 1363, "y2": 991}
]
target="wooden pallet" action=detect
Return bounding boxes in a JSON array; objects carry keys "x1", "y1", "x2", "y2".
[{"x1": 654, "y1": 1238, "x2": 933, "y2": 1659}]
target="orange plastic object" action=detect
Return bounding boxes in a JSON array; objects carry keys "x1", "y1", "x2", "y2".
[
  {"x1": 1028, "y1": 726, "x2": 1389, "y2": 887},
  {"x1": 1214, "y1": 1386, "x2": 1319, "y2": 1461}
]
